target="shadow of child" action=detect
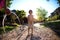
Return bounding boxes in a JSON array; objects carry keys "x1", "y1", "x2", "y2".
[{"x1": 25, "y1": 34, "x2": 41, "y2": 40}]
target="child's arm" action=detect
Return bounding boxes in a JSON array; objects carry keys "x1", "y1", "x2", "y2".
[
  {"x1": 32, "y1": 15, "x2": 37, "y2": 22},
  {"x1": 32, "y1": 15, "x2": 35, "y2": 22}
]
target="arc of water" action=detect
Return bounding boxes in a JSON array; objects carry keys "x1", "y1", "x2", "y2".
[
  {"x1": 2, "y1": 12, "x2": 20, "y2": 33},
  {"x1": 2, "y1": 14, "x2": 7, "y2": 33}
]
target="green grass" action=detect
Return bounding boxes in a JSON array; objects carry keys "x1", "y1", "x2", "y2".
[
  {"x1": 5, "y1": 26, "x2": 15, "y2": 32},
  {"x1": 0, "y1": 26, "x2": 15, "y2": 34},
  {"x1": 0, "y1": 23, "x2": 20, "y2": 34}
]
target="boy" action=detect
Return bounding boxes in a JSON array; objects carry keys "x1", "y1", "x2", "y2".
[{"x1": 28, "y1": 10, "x2": 34, "y2": 36}]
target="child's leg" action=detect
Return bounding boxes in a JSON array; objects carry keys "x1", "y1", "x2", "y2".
[
  {"x1": 31, "y1": 27, "x2": 33, "y2": 35},
  {"x1": 28, "y1": 27, "x2": 30, "y2": 35},
  {"x1": 31, "y1": 25, "x2": 33, "y2": 35}
]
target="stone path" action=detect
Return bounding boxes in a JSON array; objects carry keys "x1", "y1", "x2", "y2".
[
  {"x1": 18, "y1": 23, "x2": 60, "y2": 40},
  {"x1": 2, "y1": 23, "x2": 60, "y2": 40}
]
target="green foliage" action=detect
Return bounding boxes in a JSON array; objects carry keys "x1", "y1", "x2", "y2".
[
  {"x1": 47, "y1": 0, "x2": 60, "y2": 6},
  {"x1": 0, "y1": 0, "x2": 13, "y2": 14},
  {"x1": 5, "y1": 26, "x2": 14, "y2": 32},
  {"x1": 57, "y1": 0, "x2": 60, "y2": 5},
  {"x1": 0, "y1": 26, "x2": 15, "y2": 34},
  {"x1": 36, "y1": 7, "x2": 48, "y2": 22},
  {"x1": 16, "y1": 10, "x2": 26, "y2": 18},
  {"x1": 6, "y1": 0, "x2": 13, "y2": 7},
  {"x1": 52, "y1": 15, "x2": 58, "y2": 20},
  {"x1": 10, "y1": 14, "x2": 17, "y2": 22},
  {"x1": 0, "y1": 8, "x2": 5, "y2": 14},
  {"x1": 16, "y1": 10, "x2": 26, "y2": 24},
  {"x1": 47, "y1": 15, "x2": 59, "y2": 21}
]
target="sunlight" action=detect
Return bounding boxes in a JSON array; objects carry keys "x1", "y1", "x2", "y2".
[
  {"x1": 10, "y1": 0, "x2": 59, "y2": 17},
  {"x1": 34, "y1": 23, "x2": 45, "y2": 28},
  {"x1": 19, "y1": 1, "x2": 39, "y2": 19}
]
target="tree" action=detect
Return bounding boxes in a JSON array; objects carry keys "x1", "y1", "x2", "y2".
[
  {"x1": 0, "y1": 0, "x2": 13, "y2": 10},
  {"x1": 1, "y1": 0, "x2": 13, "y2": 12},
  {"x1": 16, "y1": 10, "x2": 26, "y2": 18},
  {"x1": 57, "y1": 0, "x2": 60, "y2": 5},
  {"x1": 6, "y1": 0, "x2": 13, "y2": 8},
  {"x1": 47, "y1": 0, "x2": 60, "y2": 6},
  {"x1": 36, "y1": 7, "x2": 48, "y2": 22},
  {"x1": 16, "y1": 10, "x2": 26, "y2": 24}
]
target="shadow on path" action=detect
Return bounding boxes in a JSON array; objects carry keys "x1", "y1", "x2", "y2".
[
  {"x1": 25, "y1": 34, "x2": 41, "y2": 40},
  {"x1": 43, "y1": 22, "x2": 60, "y2": 37}
]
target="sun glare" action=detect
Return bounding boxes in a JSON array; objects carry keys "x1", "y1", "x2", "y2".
[
  {"x1": 19, "y1": 1, "x2": 39, "y2": 19},
  {"x1": 10, "y1": 0, "x2": 59, "y2": 18}
]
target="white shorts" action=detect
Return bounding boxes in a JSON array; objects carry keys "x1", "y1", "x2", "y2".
[{"x1": 28, "y1": 23, "x2": 33, "y2": 28}]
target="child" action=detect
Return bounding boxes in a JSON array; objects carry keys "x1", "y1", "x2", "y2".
[{"x1": 28, "y1": 10, "x2": 34, "y2": 36}]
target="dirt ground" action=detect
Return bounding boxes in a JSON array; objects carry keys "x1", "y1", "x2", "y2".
[{"x1": 18, "y1": 24, "x2": 60, "y2": 40}]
